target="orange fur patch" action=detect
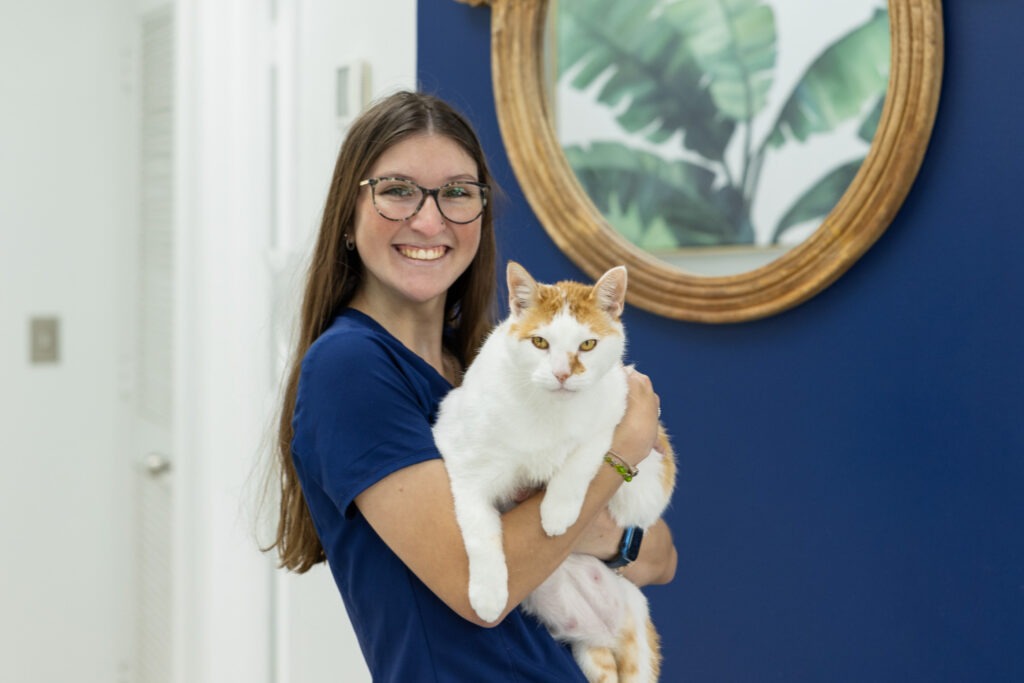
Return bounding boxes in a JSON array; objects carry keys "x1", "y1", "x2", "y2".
[
  {"x1": 647, "y1": 615, "x2": 662, "y2": 681},
  {"x1": 587, "y1": 647, "x2": 618, "y2": 683},
  {"x1": 655, "y1": 426, "x2": 677, "y2": 498},
  {"x1": 569, "y1": 351, "x2": 586, "y2": 377},
  {"x1": 509, "y1": 281, "x2": 622, "y2": 340},
  {"x1": 613, "y1": 610, "x2": 638, "y2": 680}
]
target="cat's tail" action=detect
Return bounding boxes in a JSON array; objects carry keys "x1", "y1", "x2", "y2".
[{"x1": 614, "y1": 582, "x2": 660, "y2": 683}]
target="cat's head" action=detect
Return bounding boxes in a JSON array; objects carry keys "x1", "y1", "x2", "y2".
[{"x1": 504, "y1": 261, "x2": 627, "y2": 394}]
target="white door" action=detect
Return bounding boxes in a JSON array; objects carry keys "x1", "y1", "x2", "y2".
[{"x1": 131, "y1": 6, "x2": 175, "y2": 682}]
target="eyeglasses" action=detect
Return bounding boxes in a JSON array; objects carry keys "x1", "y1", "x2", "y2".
[{"x1": 359, "y1": 177, "x2": 489, "y2": 225}]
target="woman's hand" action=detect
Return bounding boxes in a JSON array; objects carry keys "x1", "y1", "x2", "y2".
[
  {"x1": 610, "y1": 367, "x2": 661, "y2": 468},
  {"x1": 575, "y1": 512, "x2": 678, "y2": 588},
  {"x1": 618, "y1": 519, "x2": 677, "y2": 587}
]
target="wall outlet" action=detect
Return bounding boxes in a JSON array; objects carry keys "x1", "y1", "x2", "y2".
[{"x1": 30, "y1": 316, "x2": 60, "y2": 364}]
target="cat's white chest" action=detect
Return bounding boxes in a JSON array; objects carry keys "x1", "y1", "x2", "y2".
[{"x1": 435, "y1": 349, "x2": 627, "y2": 503}]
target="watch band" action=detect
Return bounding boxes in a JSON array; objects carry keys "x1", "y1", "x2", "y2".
[{"x1": 604, "y1": 526, "x2": 644, "y2": 569}]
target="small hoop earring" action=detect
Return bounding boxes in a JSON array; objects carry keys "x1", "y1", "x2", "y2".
[{"x1": 343, "y1": 233, "x2": 355, "y2": 251}]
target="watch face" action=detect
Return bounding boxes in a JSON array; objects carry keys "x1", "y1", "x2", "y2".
[
  {"x1": 605, "y1": 526, "x2": 645, "y2": 568},
  {"x1": 624, "y1": 527, "x2": 644, "y2": 562}
]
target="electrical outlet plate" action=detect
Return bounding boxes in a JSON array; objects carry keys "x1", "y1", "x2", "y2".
[{"x1": 30, "y1": 316, "x2": 59, "y2": 364}]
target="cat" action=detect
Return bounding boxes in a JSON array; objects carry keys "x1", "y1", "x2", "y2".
[{"x1": 433, "y1": 261, "x2": 676, "y2": 682}]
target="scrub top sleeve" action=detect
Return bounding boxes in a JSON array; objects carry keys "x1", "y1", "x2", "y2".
[{"x1": 292, "y1": 332, "x2": 442, "y2": 518}]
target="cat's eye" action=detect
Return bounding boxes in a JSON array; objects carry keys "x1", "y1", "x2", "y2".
[
  {"x1": 531, "y1": 336, "x2": 549, "y2": 350},
  {"x1": 579, "y1": 339, "x2": 597, "y2": 352}
]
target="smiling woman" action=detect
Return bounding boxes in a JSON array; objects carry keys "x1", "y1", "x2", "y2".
[
  {"x1": 460, "y1": 0, "x2": 944, "y2": 322},
  {"x1": 264, "y1": 90, "x2": 672, "y2": 681},
  {"x1": 349, "y1": 133, "x2": 484, "y2": 315}
]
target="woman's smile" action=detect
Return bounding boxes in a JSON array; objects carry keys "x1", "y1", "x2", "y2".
[{"x1": 395, "y1": 244, "x2": 449, "y2": 262}]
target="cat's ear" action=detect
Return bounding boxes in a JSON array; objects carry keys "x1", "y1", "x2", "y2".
[
  {"x1": 594, "y1": 266, "x2": 628, "y2": 319},
  {"x1": 507, "y1": 261, "x2": 538, "y2": 317}
]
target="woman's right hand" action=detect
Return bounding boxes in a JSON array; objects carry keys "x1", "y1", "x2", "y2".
[{"x1": 610, "y1": 366, "x2": 661, "y2": 468}]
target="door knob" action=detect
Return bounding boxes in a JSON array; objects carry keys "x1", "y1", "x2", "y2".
[{"x1": 144, "y1": 452, "x2": 172, "y2": 477}]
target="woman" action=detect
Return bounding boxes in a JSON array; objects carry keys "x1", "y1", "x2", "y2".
[{"x1": 267, "y1": 91, "x2": 677, "y2": 681}]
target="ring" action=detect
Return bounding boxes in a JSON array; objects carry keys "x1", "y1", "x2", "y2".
[{"x1": 657, "y1": 407, "x2": 662, "y2": 418}]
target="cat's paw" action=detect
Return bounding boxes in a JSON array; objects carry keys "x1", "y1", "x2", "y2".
[
  {"x1": 540, "y1": 497, "x2": 582, "y2": 537},
  {"x1": 468, "y1": 577, "x2": 508, "y2": 624}
]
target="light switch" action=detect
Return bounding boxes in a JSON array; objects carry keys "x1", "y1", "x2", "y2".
[
  {"x1": 30, "y1": 316, "x2": 59, "y2": 364},
  {"x1": 336, "y1": 61, "x2": 369, "y2": 130}
]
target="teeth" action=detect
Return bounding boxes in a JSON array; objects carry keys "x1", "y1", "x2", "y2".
[{"x1": 399, "y1": 246, "x2": 446, "y2": 261}]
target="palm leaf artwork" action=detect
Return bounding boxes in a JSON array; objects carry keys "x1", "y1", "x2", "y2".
[{"x1": 555, "y1": 0, "x2": 891, "y2": 253}]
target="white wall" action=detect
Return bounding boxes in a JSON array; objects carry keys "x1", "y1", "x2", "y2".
[
  {"x1": 292, "y1": 0, "x2": 419, "y2": 248},
  {"x1": 273, "y1": 2, "x2": 417, "y2": 682},
  {"x1": 175, "y1": 1, "x2": 417, "y2": 682},
  {"x1": 0, "y1": 1, "x2": 134, "y2": 682},
  {"x1": 0, "y1": 1, "x2": 416, "y2": 681}
]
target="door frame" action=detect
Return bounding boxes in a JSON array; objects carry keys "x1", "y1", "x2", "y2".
[{"x1": 173, "y1": 1, "x2": 277, "y2": 681}]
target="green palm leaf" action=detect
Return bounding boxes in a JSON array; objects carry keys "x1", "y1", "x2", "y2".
[
  {"x1": 557, "y1": 0, "x2": 735, "y2": 160},
  {"x1": 858, "y1": 94, "x2": 885, "y2": 142},
  {"x1": 661, "y1": 0, "x2": 777, "y2": 122},
  {"x1": 564, "y1": 142, "x2": 740, "y2": 247},
  {"x1": 771, "y1": 159, "x2": 863, "y2": 242},
  {"x1": 767, "y1": 8, "x2": 890, "y2": 147}
]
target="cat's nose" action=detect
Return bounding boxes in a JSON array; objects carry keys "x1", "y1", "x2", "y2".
[{"x1": 554, "y1": 371, "x2": 570, "y2": 384}]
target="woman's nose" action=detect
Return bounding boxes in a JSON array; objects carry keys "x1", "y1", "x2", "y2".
[{"x1": 408, "y1": 194, "x2": 447, "y2": 235}]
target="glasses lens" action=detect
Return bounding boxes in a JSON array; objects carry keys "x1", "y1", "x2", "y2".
[
  {"x1": 369, "y1": 179, "x2": 487, "y2": 223},
  {"x1": 371, "y1": 179, "x2": 423, "y2": 221},
  {"x1": 436, "y1": 183, "x2": 486, "y2": 224}
]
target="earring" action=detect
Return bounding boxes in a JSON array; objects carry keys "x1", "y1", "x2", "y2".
[{"x1": 343, "y1": 233, "x2": 355, "y2": 251}]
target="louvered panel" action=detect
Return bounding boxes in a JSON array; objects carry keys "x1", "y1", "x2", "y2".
[
  {"x1": 137, "y1": 6, "x2": 174, "y2": 428},
  {"x1": 136, "y1": 8, "x2": 175, "y2": 683},
  {"x1": 137, "y1": 465, "x2": 173, "y2": 683}
]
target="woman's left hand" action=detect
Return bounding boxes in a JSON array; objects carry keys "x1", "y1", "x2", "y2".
[{"x1": 575, "y1": 513, "x2": 678, "y2": 588}]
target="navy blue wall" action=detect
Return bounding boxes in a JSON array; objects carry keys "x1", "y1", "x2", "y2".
[{"x1": 419, "y1": 2, "x2": 1023, "y2": 680}]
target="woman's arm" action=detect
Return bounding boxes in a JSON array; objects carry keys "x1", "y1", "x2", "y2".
[
  {"x1": 574, "y1": 513, "x2": 678, "y2": 587},
  {"x1": 620, "y1": 519, "x2": 677, "y2": 586},
  {"x1": 354, "y1": 368, "x2": 661, "y2": 627}
]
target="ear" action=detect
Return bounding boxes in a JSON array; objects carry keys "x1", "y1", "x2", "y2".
[
  {"x1": 593, "y1": 266, "x2": 627, "y2": 319},
  {"x1": 507, "y1": 261, "x2": 538, "y2": 317}
]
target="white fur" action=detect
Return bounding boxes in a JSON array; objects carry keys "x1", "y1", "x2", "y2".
[
  {"x1": 433, "y1": 264, "x2": 672, "y2": 682},
  {"x1": 434, "y1": 312, "x2": 628, "y2": 620}
]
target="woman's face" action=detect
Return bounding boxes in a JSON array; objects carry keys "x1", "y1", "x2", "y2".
[{"x1": 352, "y1": 133, "x2": 482, "y2": 313}]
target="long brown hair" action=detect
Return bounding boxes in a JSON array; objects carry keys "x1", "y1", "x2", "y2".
[{"x1": 266, "y1": 91, "x2": 497, "y2": 572}]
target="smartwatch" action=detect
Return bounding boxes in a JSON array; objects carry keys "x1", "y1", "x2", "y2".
[{"x1": 604, "y1": 526, "x2": 644, "y2": 569}]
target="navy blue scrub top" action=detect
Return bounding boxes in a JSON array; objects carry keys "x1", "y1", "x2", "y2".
[{"x1": 291, "y1": 309, "x2": 587, "y2": 682}]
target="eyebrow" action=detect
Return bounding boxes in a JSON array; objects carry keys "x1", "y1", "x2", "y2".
[{"x1": 373, "y1": 172, "x2": 479, "y2": 184}]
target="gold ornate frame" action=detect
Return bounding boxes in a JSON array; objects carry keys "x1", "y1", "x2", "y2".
[{"x1": 456, "y1": 0, "x2": 944, "y2": 322}]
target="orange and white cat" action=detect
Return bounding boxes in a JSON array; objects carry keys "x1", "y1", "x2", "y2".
[{"x1": 434, "y1": 262, "x2": 676, "y2": 682}]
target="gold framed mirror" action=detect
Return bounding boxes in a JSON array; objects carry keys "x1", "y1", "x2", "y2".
[{"x1": 459, "y1": 0, "x2": 943, "y2": 322}]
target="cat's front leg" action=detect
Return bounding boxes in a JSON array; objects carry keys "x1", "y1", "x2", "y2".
[
  {"x1": 540, "y1": 444, "x2": 606, "y2": 536},
  {"x1": 450, "y1": 486, "x2": 509, "y2": 623}
]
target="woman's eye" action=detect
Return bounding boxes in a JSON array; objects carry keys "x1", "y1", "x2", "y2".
[
  {"x1": 442, "y1": 185, "x2": 469, "y2": 199},
  {"x1": 531, "y1": 336, "x2": 549, "y2": 350},
  {"x1": 379, "y1": 182, "x2": 416, "y2": 198},
  {"x1": 442, "y1": 184, "x2": 481, "y2": 202},
  {"x1": 579, "y1": 339, "x2": 597, "y2": 351}
]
